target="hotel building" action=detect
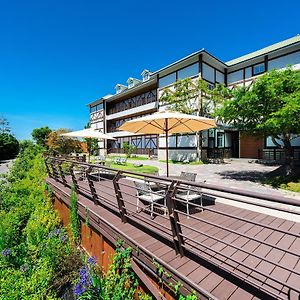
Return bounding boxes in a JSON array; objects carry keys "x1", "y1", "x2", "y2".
[{"x1": 87, "y1": 35, "x2": 300, "y2": 161}]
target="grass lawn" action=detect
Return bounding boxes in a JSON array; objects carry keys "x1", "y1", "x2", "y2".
[
  {"x1": 159, "y1": 159, "x2": 204, "y2": 165},
  {"x1": 264, "y1": 176, "x2": 300, "y2": 193},
  {"x1": 110, "y1": 162, "x2": 158, "y2": 174},
  {"x1": 280, "y1": 180, "x2": 300, "y2": 193}
]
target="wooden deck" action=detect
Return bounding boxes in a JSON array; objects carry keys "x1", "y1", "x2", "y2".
[{"x1": 46, "y1": 170, "x2": 300, "y2": 300}]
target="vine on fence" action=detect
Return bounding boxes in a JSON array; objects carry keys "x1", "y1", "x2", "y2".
[{"x1": 70, "y1": 186, "x2": 81, "y2": 244}]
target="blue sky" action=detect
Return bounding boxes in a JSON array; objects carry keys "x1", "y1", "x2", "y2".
[{"x1": 0, "y1": 0, "x2": 299, "y2": 140}]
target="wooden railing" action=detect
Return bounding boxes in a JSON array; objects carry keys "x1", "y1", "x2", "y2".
[{"x1": 44, "y1": 156, "x2": 300, "y2": 300}]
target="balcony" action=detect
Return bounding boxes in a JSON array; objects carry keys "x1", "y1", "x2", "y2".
[{"x1": 106, "y1": 101, "x2": 157, "y2": 120}]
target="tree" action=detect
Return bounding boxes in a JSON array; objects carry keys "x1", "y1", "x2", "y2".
[
  {"x1": 0, "y1": 116, "x2": 11, "y2": 134},
  {"x1": 0, "y1": 133, "x2": 19, "y2": 160},
  {"x1": 84, "y1": 123, "x2": 98, "y2": 158},
  {"x1": 31, "y1": 126, "x2": 52, "y2": 147},
  {"x1": 160, "y1": 76, "x2": 228, "y2": 160},
  {"x1": 215, "y1": 67, "x2": 300, "y2": 174},
  {"x1": 46, "y1": 129, "x2": 82, "y2": 155},
  {"x1": 123, "y1": 142, "x2": 136, "y2": 158}
]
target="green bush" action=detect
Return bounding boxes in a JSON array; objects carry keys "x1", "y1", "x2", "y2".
[
  {"x1": 0, "y1": 133, "x2": 19, "y2": 160},
  {"x1": 0, "y1": 143, "x2": 81, "y2": 299}
]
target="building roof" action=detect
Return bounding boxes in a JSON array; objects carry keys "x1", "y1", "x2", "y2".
[{"x1": 226, "y1": 35, "x2": 300, "y2": 66}]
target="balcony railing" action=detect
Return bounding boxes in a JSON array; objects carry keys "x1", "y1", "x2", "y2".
[{"x1": 44, "y1": 155, "x2": 300, "y2": 300}]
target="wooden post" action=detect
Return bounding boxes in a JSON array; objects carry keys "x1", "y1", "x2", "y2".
[
  {"x1": 113, "y1": 171, "x2": 127, "y2": 223},
  {"x1": 44, "y1": 157, "x2": 52, "y2": 178},
  {"x1": 166, "y1": 180, "x2": 185, "y2": 256},
  {"x1": 86, "y1": 166, "x2": 98, "y2": 204},
  {"x1": 57, "y1": 161, "x2": 67, "y2": 187},
  {"x1": 50, "y1": 159, "x2": 59, "y2": 181},
  {"x1": 69, "y1": 163, "x2": 79, "y2": 192}
]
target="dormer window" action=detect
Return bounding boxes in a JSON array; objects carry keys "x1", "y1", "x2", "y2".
[
  {"x1": 128, "y1": 79, "x2": 134, "y2": 88},
  {"x1": 141, "y1": 69, "x2": 151, "y2": 82},
  {"x1": 115, "y1": 84, "x2": 127, "y2": 94},
  {"x1": 126, "y1": 77, "x2": 141, "y2": 89}
]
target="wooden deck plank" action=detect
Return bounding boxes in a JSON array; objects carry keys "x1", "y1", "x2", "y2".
[{"x1": 47, "y1": 177, "x2": 300, "y2": 300}]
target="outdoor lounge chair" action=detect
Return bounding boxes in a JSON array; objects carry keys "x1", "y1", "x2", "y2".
[
  {"x1": 179, "y1": 171, "x2": 197, "y2": 182},
  {"x1": 94, "y1": 155, "x2": 106, "y2": 165},
  {"x1": 177, "y1": 172, "x2": 202, "y2": 216},
  {"x1": 134, "y1": 181, "x2": 166, "y2": 218},
  {"x1": 113, "y1": 157, "x2": 127, "y2": 165}
]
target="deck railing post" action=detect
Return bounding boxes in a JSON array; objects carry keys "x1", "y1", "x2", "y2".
[
  {"x1": 69, "y1": 163, "x2": 79, "y2": 192},
  {"x1": 44, "y1": 157, "x2": 52, "y2": 178},
  {"x1": 50, "y1": 159, "x2": 59, "y2": 181},
  {"x1": 166, "y1": 180, "x2": 185, "y2": 257},
  {"x1": 86, "y1": 166, "x2": 98, "y2": 204},
  {"x1": 57, "y1": 161, "x2": 67, "y2": 187},
  {"x1": 113, "y1": 171, "x2": 127, "y2": 223}
]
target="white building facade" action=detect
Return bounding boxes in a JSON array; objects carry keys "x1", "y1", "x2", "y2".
[{"x1": 87, "y1": 35, "x2": 300, "y2": 160}]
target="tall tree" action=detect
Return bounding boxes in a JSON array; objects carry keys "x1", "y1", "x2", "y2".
[
  {"x1": 215, "y1": 67, "x2": 300, "y2": 174},
  {"x1": 160, "y1": 76, "x2": 228, "y2": 159},
  {"x1": 46, "y1": 129, "x2": 82, "y2": 155},
  {"x1": 0, "y1": 133, "x2": 19, "y2": 160},
  {"x1": 31, "y1": 126, "x2": 52, "y2": 147},
  {"x1": 0, "y1": 116, "x2": 11, "y2": 134},
  {"x1": 84, "y1": 122, "x2": 98, "y2": 159}
]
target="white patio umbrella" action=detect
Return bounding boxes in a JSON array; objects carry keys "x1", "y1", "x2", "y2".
[
  {"x1": 118, "y1": 111, "x2": 216, "y2": 177},
  {"x1": 60, "y1": 128, "x2": 116, "y2": 162}
]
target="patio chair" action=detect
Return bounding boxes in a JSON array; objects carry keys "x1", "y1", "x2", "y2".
[
  {"x1": 119, "y1": 157, "x2": 127, "y2": 165},
  {"x1": 179, "y1": 171, "x2": 197, "y2": 182},
  {"x1": 95, "y1": 155, "x2": 106, "y2": 165},
  {"x1": 176, "y1": 185, "x2": 203, "y2": 216},
  {"x1": 134, "y1": 181, "x2": 166, "y2": 218},
  {"x1": 113, "y1": 157, "x2": 121, "y2": 164},
  {"x1": 177, "y1": 172, "x2": 202, "y2": 216}
]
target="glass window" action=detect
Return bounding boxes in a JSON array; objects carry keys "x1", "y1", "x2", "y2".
[
  {"x1": 202, "y1": 63, "x2": 215, "y2": 82},
  {"x1": 217, "y1": 132, "x2": 224, "y2": 147},
  {"x1": 90, "y1": 103, "x2": 103, "y2": 113},
  {"x1": 177, "y1": 63, "x2": 199, "y2": 80},
  {"x1": 159, "y1": 73, "x2": 176, "y2": 88},
  {"x1": 143, "y1": 73, "x2": 149, "y2": 82},
  {"x1": 253, "y1": 63, "x2": 265, "y2": 75}
]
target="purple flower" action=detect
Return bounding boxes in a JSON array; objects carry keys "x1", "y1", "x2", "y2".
[
  {"x1": 1, "y1": 248, "x2": 11, "y2": 257},
  {"x1": 74, "y1": 283, "x2": 87, "y2": 296},
  {"x1": 20, "y1": 263, "x2": 29, "y2": 272},
  {"x1": 60, "y1": 234, "x2": 68, "y2": 243},
  {"x1": 48, "y1": 232, "x2": 53, "y2": 238},
  {"x1": 53, "y1": 228, "x2": 61, "y2": 235},
  {"x1": 87, "y1": 256, "x2": 97, "y2": 266},
  {"x1": 74, "y1": 266, "x2": 92, "y2": 297}
]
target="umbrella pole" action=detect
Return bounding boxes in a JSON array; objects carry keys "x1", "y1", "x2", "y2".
[{"x1": 165, "y1": 118, "x2": 169, "y2": 177}]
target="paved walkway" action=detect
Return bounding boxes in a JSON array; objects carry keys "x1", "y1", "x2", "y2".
[
  {"x1": 0, "y1": 160, "x2": 13, "y2": 175},
  {"x1": 132, "y1": 158, "x2": 300, "y2": 199}
]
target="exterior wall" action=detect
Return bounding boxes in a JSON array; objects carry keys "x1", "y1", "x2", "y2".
[
  {"x1": 158, "y1": 149, "x2": 197, "y2": 161},
  {"x1": 240, "y1": 132, "x2": 264, "y2": 159},
  {"x1": 51, "y1": 187, "x2": 175, "y2": 299}
]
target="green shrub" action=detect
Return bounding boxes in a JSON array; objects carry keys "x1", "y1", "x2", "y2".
[{"x1": 0, "y1": 143, "x2": 81, "y2": 299}]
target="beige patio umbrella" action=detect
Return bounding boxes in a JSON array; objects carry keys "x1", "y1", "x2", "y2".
[
  {"x1": 118, "y1": 111, "x2": 216, "y2": 177},
  {"x1": 60, "y1": 128, "x2": 116, "y2": 162}
]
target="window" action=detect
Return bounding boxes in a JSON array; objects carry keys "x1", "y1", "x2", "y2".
[
  {"x1": 90, "y1": 103, "x2": 103, "y2": 113},
  {"x1": 128, "y1": 80, "x2": 134, "y2": 88},
  {"x1": 177, "y1": 63, "x2": 198, "y2": 80},
  {"x1": 202, "y1": 63, "x2": 215, "y2": 82},
  {"x1": 217, "y1": 132, "x2": 224, "y2": 147},
  {"x1": 253, "y1": 63, "x2": 265, "y2": 75},
  {"x1": 143, "y1": 73, "x2": 149, "y2": 82},
  {"x1": 158, "y1": 73, "x2": 176, "y2": 88}
]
